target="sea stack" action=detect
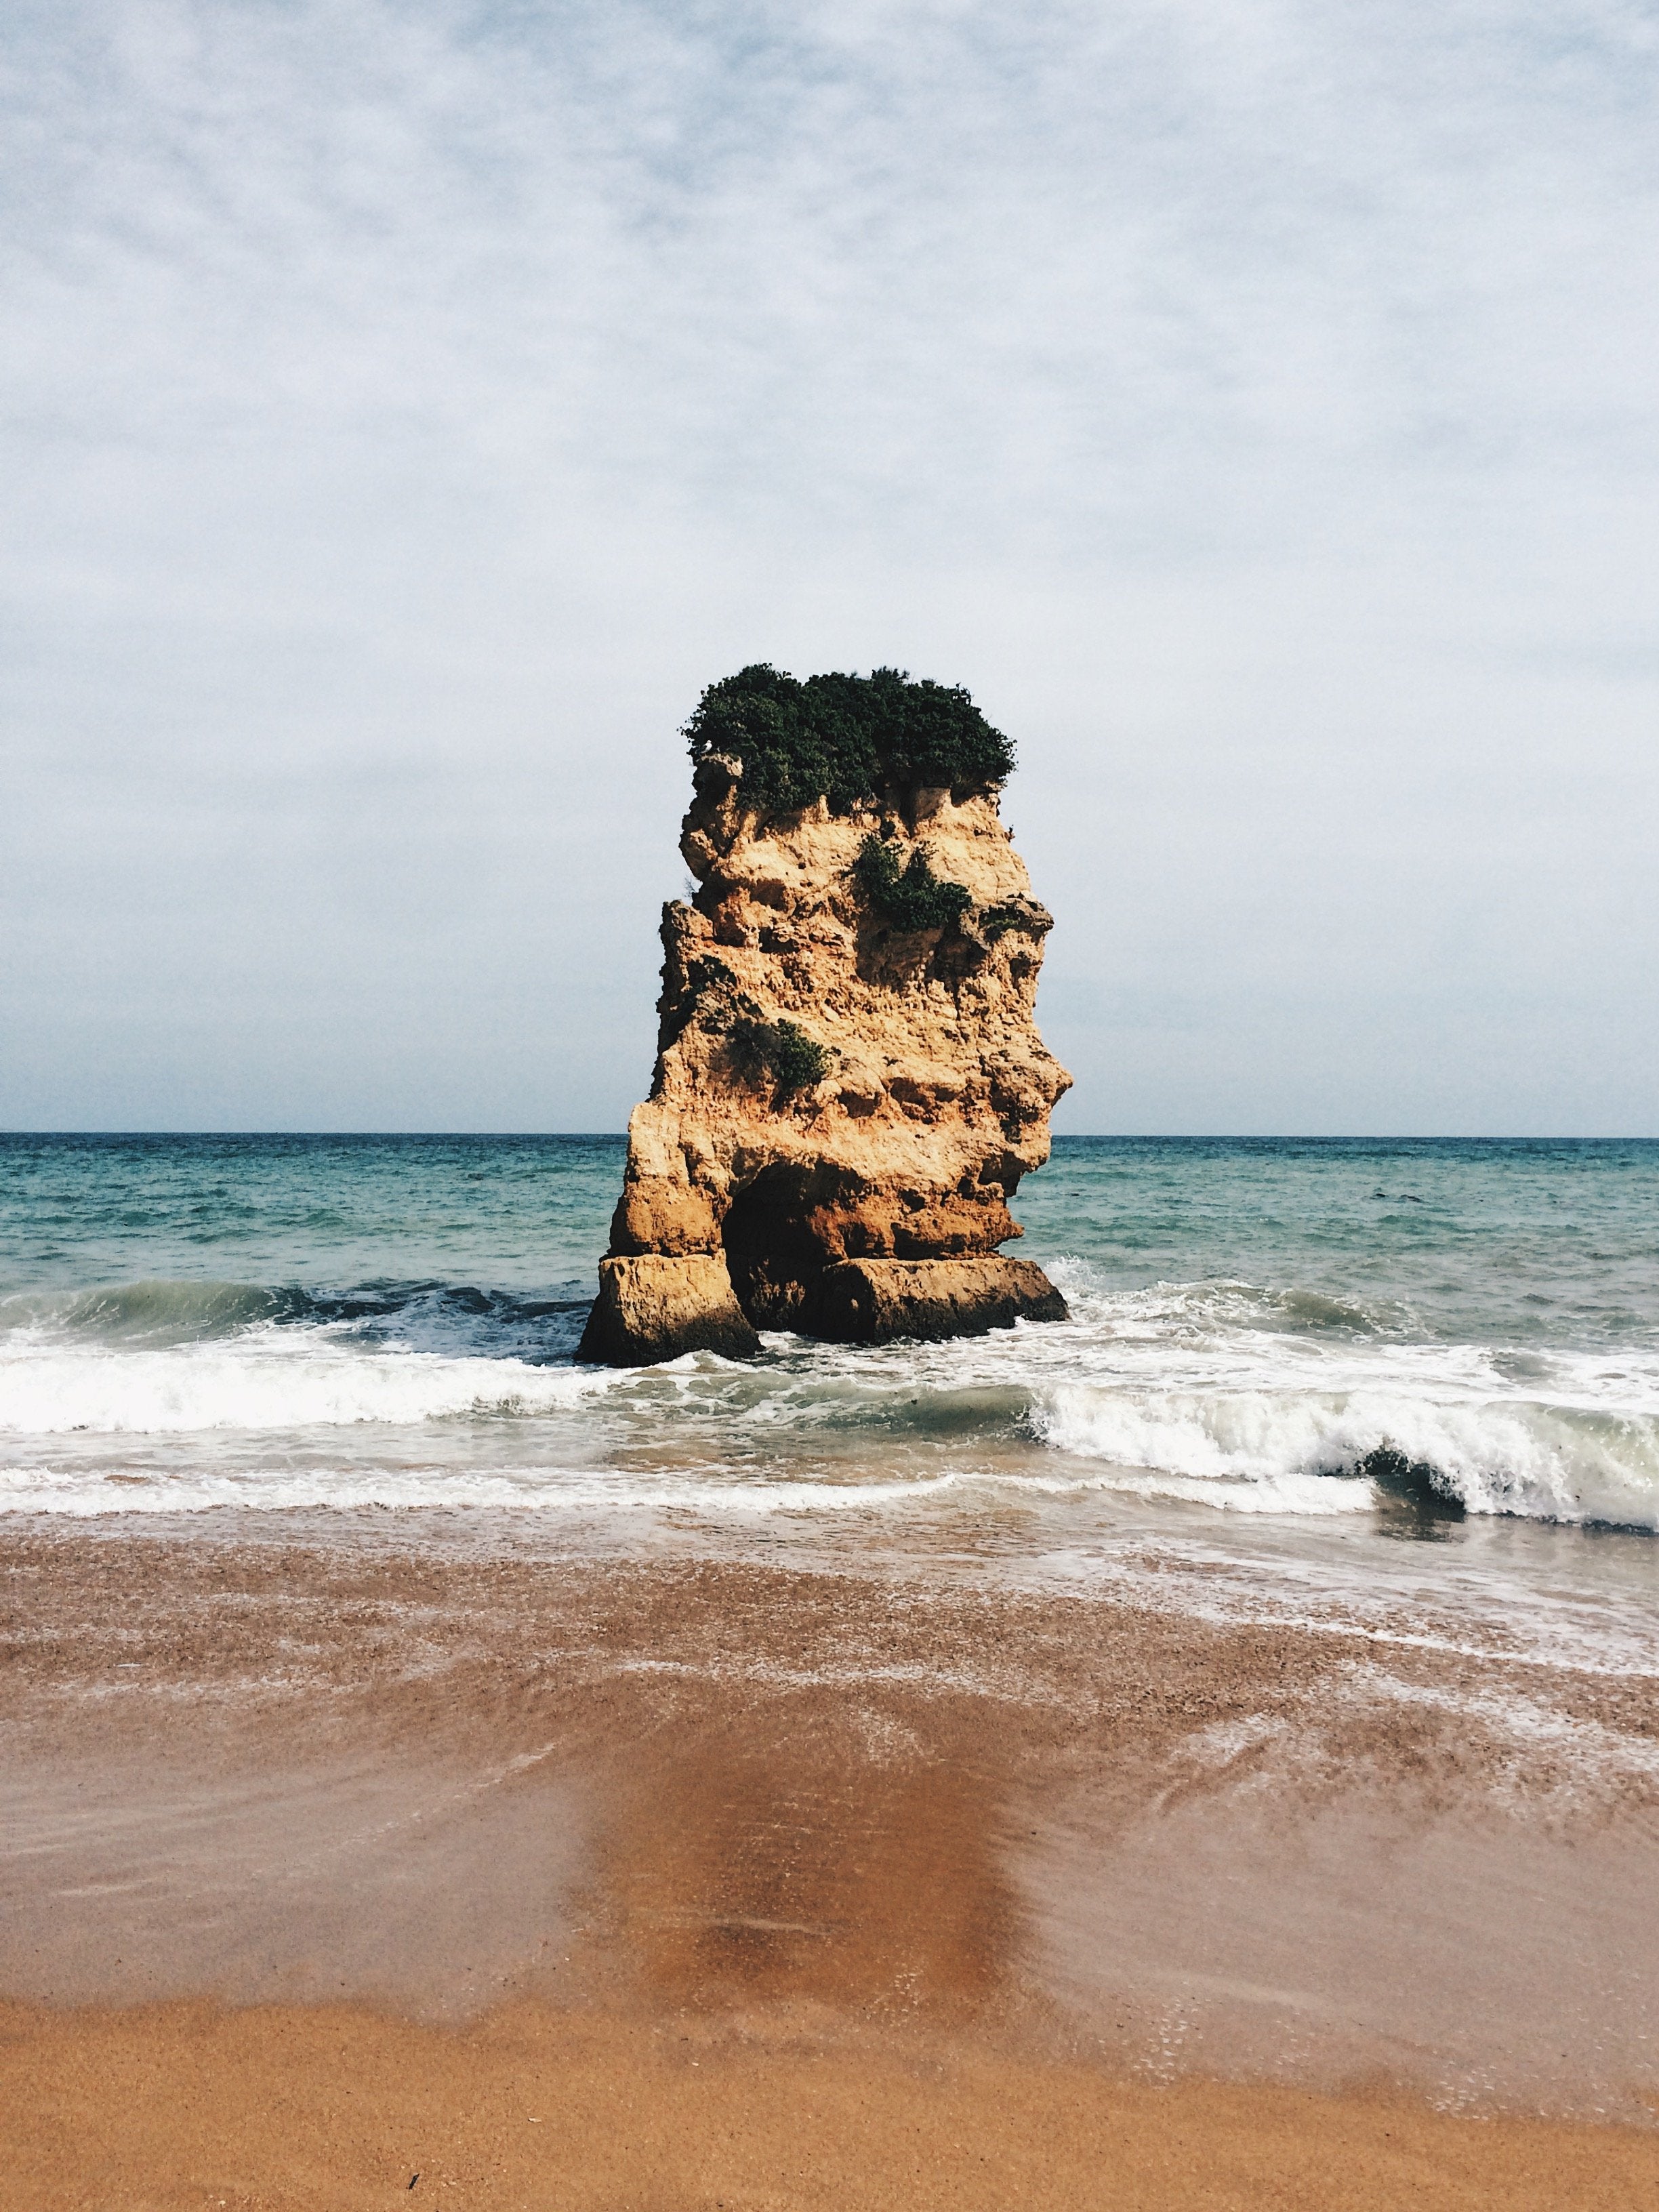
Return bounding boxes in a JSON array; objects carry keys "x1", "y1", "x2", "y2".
[{"x1": 579, "y1": 665, "x2": 1072, "y2": 1364}]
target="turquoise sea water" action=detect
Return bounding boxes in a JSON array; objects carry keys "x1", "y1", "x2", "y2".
[{"x1": 2, "y1": 1134, "x2": 1658, "y2": 1554}]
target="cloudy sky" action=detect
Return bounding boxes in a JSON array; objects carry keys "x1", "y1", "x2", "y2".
[{"x1": 4, "y1": 0, "x2": 1656, "y2": 1133}]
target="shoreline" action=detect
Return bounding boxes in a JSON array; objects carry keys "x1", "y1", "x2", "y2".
[{"x1": 3, "y1": 1523, "x2": 1656, "y2": 2202}]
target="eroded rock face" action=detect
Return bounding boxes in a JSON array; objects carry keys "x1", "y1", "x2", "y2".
[{"x1": 580, "y1": 752, "x2": 1071, "y2": 1363}]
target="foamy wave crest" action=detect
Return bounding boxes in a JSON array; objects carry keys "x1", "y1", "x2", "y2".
[
  {"x1": 0, "y1": 1326, "x2": 615, "y2": 1434},
  {"x1": 1031, "y1": 1380, "x2": 1659, "y2": 1530},
  {"x1": 0, "y1": 1280, "x2": 308, "y2": 1344},
  {"x1": 0, "y1": 1462, "x2": 977, "y2": 1517}
]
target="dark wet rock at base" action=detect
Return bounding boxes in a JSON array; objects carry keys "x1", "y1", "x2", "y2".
[{"x1": 804, "y1": 1257, "x2": 1069, "y2": 1344}]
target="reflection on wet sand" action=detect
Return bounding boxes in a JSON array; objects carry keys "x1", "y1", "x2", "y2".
[
  {"x1": 3, "y1": 1525, "x2": 1658, "y2": 2206},
  {"x1": 604, "y1": 1732, "x2": 1015, "y2": 2017}
]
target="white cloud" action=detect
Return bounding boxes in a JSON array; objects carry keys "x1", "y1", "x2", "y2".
[{"x1": 3, "y1": 0, "x2": 1656, "y2": 1130}]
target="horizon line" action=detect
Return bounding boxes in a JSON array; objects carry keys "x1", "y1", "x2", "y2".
[{"x1": 4, "y1": 1130, "x2": 1658, "y2": 1145}]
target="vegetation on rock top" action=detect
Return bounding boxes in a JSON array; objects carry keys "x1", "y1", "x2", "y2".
[{"x1": 684, "y1": 664, "x2": 1015, "y2": 813}]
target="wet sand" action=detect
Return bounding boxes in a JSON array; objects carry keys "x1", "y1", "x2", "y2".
[
  {"x1": 10, "y1": 1999, "x2": 1659, "y2": 2212},
  {"x1": 2, "y1": 1522, "x2": 1657, "y2": 2205}
]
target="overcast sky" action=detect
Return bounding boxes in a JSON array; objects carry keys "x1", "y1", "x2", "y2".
[{"x1": 4, "y1": 0, "x2": 1656, "y2": 1134}]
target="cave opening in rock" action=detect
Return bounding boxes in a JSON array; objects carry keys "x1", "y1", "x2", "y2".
[{"x1": 720, "y1": 1165, "x2": 824, "y2": 1332}]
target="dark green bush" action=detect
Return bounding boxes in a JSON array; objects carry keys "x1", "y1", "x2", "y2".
[
  {"x1": 854, "y1": 836, "x2": 972, "y2": 933},
  {"x1": 729, "y1": 1016, "x2": 831, "y2": 1092},
  {"x1": 684, "y1": 664, "x2": 1015, "y2": 813},
  {"x1": 769, "y1": 1019, "x2": 832, "y2": 1091}
]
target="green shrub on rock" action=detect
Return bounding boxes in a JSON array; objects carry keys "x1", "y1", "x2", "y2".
[
  {"x1": 853, "y1": 836, "x2": 973, "y2": 933},
  {"x1": 729, "y1": 1016, "x2": 831, "y2": 1093},
  {"x1": 769, "y1": 1020, "x2": 832, "y2": 1092}
]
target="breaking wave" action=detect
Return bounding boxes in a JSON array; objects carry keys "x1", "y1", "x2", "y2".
[
  {"x1": 1020, "y1": 1269, "x2": 1659, "y2": 1531},
  {"x1": 0, "y1": 1264, "x2": 1656, "y2": 1532},
  {"x1": 0, "y1": 1278, "x2": 603, "y2": 1436},
  {"x1": 1028, "y1": 1372, "x2": 1659, "y2": 1528}
]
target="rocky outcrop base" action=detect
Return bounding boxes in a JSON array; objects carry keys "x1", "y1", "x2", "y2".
[
  {"x1": 577, "y1": 1255, "x2": 760, "y2": 1366},
  {"x1": 578, "y1": 1252, "x2": 1067, "y2": 1362},
  {"x1": 804, "y1": 1257, "x2": 1067, "y2": 1343}
]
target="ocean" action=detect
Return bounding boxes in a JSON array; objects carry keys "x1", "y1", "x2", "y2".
[{"x1": 3, "y1": 1133, "x2": 1657, "y2": 1645}]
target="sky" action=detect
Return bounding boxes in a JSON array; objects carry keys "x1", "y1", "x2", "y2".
[{"x1": 3, "y1": 0, "x2": 1656, "y2": 1135}]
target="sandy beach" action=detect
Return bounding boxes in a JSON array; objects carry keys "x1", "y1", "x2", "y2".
[{"x1": 3, "y1": 1519, "x2": 1656, "y2": 2206}]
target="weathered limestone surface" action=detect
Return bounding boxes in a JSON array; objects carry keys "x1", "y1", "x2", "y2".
[
  {"x1": 579, "y1": 754, "x2": 1071, "y2": 1361},
  {"x1": 805, "y1": 1257, "x2": 1068, "y2": 1344},
  {"x1": 579, "y1": 1254, "x2": 760, "y2": 1367}
]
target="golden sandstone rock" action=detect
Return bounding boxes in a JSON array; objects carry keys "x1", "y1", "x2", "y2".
[{"x1": 579, "y1": 669, "x2": 1071, "y2": 1364}]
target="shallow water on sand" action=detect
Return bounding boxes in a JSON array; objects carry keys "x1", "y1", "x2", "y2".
[{"x1": 5, "y1": 1528, "x2": 1657, "y2": 2121}]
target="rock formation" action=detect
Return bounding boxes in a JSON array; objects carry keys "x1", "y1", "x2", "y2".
[{"x1": 579, "y1": 665, "x2": 1071, "y2": 1364}]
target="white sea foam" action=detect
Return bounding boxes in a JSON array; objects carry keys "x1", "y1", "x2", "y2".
[
  {"x1": 0, "y1": 1459, "x2": 979, "y2": 1517},
  {"x1": 1016, "y1": 1270, "x2": 1659, "y2": 1530},
  {"x1": 0, "y1": 1321, "x2": 617, "y2": 1434},
  {"x1": 2, "y1": 1261, "x2": 1658, "y2": 1532},
  {"x1": 1030, "y1": 1375, "x2": 1659, "y2": 1525}
]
